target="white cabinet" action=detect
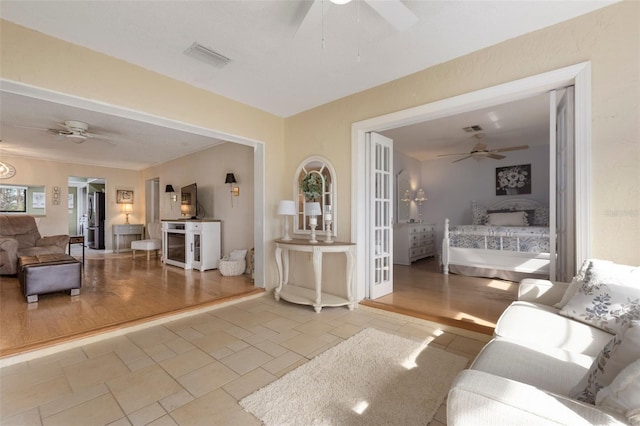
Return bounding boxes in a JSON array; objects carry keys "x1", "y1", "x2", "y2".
[
  {"x1": 393, "y1": 223, "x2": 436, "y2": 265},
  {"x1": 162, "y1": 220, "x2": 221, "y2": 271}
]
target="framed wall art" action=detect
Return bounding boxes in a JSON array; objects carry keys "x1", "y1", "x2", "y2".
[
  {"x1": 496, "y1": 164, "x2": 531, "y2": 196},
  {"x1": 116, "y1": 189, "x2": 134, "y2": 204}
]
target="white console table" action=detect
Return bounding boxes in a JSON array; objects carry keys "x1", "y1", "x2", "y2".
[
  {"x1": 274, "y1": 239, "x2": 356, "y2": 313},
  {"x1": 113, "y1": 224, "x2": 144, "y2": 253}
]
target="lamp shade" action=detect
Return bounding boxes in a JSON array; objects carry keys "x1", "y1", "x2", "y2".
[
  {"x1": 165, "y1": 185, "x2": 175, "y2": 193},
  {"x1": 224, "y1": 173, "x2": 237, "y2": 184},
  {"x1": 305, "y1": 202, "x2": 322, "y2": 216},
  {"x1": 415, "y1": 189, "x2": 426, "y2": 202},
  {"x1": 277, "y1": 200, "x2": 296, "y2": 216}
]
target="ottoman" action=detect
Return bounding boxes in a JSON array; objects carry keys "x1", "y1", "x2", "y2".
[{"x1": 18, "y1": 253, "x2": 81, "y2": 303}]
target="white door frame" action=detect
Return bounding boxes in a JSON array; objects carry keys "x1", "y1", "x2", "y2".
[
  {"x1": 1, "y1": 79, "x2": 267, "y2": 288},
  {"x1": 351, "y1": 62, "x2": 592, "y2": 301}
]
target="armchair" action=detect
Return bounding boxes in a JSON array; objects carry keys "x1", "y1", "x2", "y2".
[{"x1": 0, "y1": 215, "x2": 69, "y2": 275}]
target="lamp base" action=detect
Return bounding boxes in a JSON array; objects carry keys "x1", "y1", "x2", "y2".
[{"x1": 309, "y1": 224, "x2": 318, "y2": 244}]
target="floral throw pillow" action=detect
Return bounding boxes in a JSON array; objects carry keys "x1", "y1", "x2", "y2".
[
  {"x1": 571, "y1": 320, "x2": 640, "y2": 404},
  {"x1": 596, "y1": 358, "x2": 640, "y2": 423},
  {"x1": 559, "y1": 282, "x2": 640, "y2": 334},
  {"x1": 471, "y1": 201, "x2": 486, "y2": 225}
]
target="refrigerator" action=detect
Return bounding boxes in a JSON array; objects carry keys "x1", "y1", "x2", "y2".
[{"x1": 88, "y1": 192, "x2": 105, "y2": 249}]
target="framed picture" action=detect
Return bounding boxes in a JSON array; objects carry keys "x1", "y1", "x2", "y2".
[
  {"x1": 32, "y1": 192, "x2": 45, "y2": 208},
  {"x1": 496, "y1": 164, "x2": 531, "y2": 196},
  {"x1": 116, "y1": 189, "x2": 134, "y2": 204},
  {"x1": 68, "y1": 194, "x2": 74, "y2": 209}
]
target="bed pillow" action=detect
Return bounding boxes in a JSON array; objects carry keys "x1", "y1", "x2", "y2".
[
  {"x1": 471, "y1": 202, "x2": 487, "y2": 225},
  {"x1": 559, "y1": 282, "x2": 640, "y2": 334},
  {"x1": 596, "y1": 358, "x2": 640, "y2": 423},
  {"x1": 487, "y1": 208, "x2": 536, "y2": 223},
  {"x1": 533, "y1": 207, "x2": 549, "y2": 226},
  {"x1": 571, "y1": 320, "x2": 640, "y2": 405},
  {"x1": 485, "y1": 211, "x2": 528, "y2": 226}
]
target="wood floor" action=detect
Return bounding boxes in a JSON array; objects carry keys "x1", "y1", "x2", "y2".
[
  {"x1": 0, "y1": 250, "x2": 259, "y2": 358},
  {"x1": 0, "y1": 251, "x2": 517, "y2": 358},
  {"x1": 364, "y1": 257, "x2": 519, "y2": 335}
]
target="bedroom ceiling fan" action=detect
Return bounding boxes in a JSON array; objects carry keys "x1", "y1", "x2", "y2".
[
  {"x1": 438, "y1": 133, "x2": 529, "y2": 163},
  {"x1": 15, "y1": 120, "x2": 117, "y2": 145},
  {"x1": 295, "y1": 0, "x2": 418, "y2": 34}
]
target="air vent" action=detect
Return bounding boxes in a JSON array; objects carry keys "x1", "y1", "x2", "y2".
[
  {"x1": 184, "y1": 42, "x2": 231, "y2": 68},
  {"x1": 462, "y1": 125, "x2": 483, "y2": 133}
]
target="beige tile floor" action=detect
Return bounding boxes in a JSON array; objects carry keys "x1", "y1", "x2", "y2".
[{"x1": 0, "y1": 294, "x2": 490, "y2": 426}]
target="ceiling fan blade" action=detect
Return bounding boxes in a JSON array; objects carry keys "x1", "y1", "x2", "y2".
[
  {"x1": 364, "y1": 0, "x2": 418, "y2": 31},
  {"x1": 90, "y1": 137, "x2": 117, "y2": 147},
  {"x1": 487, "y1": 153, "x2": 506, "y2": 160},
  {"x1": 452, "y1": 155, "x2": 472, "y2": 163},
  {"x1": 9, "y1": 124, "x2": 50, "y2": 132},
  {"x1": 493, "y1": 144, "x2": 529, "y2": 153},
  {"x1": 437, "y1": 152, "x2": 468, "y2": 157},
  {"x1": 292, "y1": 0, "x2": 321, "y2": 37}
]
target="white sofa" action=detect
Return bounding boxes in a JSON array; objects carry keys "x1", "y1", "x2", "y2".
[{"x1": 448, "y1": 261, "x2": 640, "y2": 426}]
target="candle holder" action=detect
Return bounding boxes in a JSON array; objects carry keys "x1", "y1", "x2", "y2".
[{"x1": 324, "y1": 205, "x2": 333, "y2": 243}]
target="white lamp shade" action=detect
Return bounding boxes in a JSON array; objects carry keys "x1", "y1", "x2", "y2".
[
  {"x1": 305, "y1": 202, "x2": 322, "y2": 216},
  {"x1": 277, "y1": 200, "x2": 296, "y2": 215}
]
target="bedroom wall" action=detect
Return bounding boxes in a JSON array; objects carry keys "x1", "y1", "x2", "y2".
[{"x1": 421, "y1": 144, "x2": 550, "y2": 252}]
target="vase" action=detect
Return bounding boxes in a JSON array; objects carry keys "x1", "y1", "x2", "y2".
[{"x1": 505, "y1": 188, "x2": 518, "y2": 195}]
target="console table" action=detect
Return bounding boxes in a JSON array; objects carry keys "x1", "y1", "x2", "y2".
[
  {"x1": 274, "y1": 239, "x2": 356, "y2": 313},
  {"x1": 113, "y1": 224, "x2": 144, "y2": 253}
]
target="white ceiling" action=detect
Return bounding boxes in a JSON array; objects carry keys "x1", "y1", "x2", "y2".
[{"x1": 0, "y1": 1, "x2": 614, "y2": 169}]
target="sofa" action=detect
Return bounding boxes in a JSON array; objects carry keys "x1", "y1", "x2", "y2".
[
  {"x1": 448, "y1": 259, "x2": 640, "y2": 425},
  {"x1": 0, "y1": 215, "x2": 69, "y2": 275}
]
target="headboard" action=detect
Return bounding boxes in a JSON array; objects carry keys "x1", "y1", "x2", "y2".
[
  {"x1": 488, "y1": 199, "x2": 545, "y2": 211},
  {"x1": 471, "y1": 199, "x2": 549, "y2": 226}
]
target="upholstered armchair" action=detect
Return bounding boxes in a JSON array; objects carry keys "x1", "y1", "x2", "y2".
[{"x1": 0, "y1": 215, "x2": 69, "y2": 275}]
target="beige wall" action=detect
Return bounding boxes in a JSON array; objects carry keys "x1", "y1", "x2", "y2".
[
  {"x1": 285, "y1": 1, "x2": 640, "y2": 265},
  {"x1": 143, "y1": 142, "x2": 255, "y2": 255},
  {"x1": 0, "y1": 154, "x2": 141, "y2": 249}
]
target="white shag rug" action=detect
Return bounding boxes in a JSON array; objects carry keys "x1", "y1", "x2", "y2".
[{"x1": 240, "y1": 328, "x2": 468, "y2": 426}]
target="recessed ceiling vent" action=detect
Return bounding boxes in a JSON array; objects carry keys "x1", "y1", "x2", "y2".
[
  {"x1": 184, "y1": 42, "x2": 231, "y2": 68},
  {"x1": 462, "y1": 125, "x2": 483, "y2": 133}
]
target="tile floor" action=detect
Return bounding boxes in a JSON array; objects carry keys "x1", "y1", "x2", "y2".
[{"x1": 0, "y1": 294, "x2": 490, "y2": 426}]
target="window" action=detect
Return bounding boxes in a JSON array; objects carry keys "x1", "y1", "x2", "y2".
[{"x1": 0, "y1": 185, "x2": 27, "y2": 212}]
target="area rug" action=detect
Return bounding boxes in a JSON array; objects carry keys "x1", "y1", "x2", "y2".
[{"x1": 240, "y1": 328, "x2": 468, "y2": 426}]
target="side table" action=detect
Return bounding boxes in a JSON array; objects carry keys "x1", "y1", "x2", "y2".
[{"x1": 68, "y1": 235, "x2": 85, "y2": 264}]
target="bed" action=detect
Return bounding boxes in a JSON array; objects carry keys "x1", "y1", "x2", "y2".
[{"x1": 442, "y1": 199, "x2": 551, "y2": 281}]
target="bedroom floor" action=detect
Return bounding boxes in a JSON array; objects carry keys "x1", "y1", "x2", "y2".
[{"x1": 362, "y1": 257, "x2": 519, "y2": 335}]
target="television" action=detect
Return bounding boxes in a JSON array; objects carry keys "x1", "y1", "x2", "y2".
[{"x1": 180, "y1": 183, "x2": 198, "y2": 219}]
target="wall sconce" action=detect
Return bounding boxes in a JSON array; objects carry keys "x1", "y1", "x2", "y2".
[
  {"x1": 277, "y1": 200, "x2": 296, "y2": 241},
  {"x1": 415, "y1": 189, "x2": 427, "y2": 221},
  {"x1": 121, "y1": 203, "x2": 133, "y2": 224},
  {"x1": 165, "y1": 184, "x2": 177, "y2": 202},
  {"x1": 225, "y1": 173, "x2": 239, "y2": 206},
  {"x1": 401, "y1": 189, "x2": 411, "y2": 205}
]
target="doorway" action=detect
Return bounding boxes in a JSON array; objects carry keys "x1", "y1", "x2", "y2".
[
  {"x1": 352, "y1": 63, "x2": 592, "y2": 301},
  {"x1": 68, "y1": 176, "x2": 106, "y2": 250}
]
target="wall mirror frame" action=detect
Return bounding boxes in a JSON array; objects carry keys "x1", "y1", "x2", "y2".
[
  {"x1": 396, "y1": 170, "x2": 411, "y2": 223},
  {"x1": 293, "y1": 156, "x2": 337, "y2": 236},
  {"x1": 0, "y1": 184, "x2": 46, "y2": 215}
]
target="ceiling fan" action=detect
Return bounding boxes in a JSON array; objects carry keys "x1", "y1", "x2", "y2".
[
  {"x1": 294, "y1": 0, "x2": 418, "y2": 34},
  {"x1": 17, "y1": 120, "x2": 116, "y2": 145},
  {"x1": 438, "y1": 134, "x2": 529, "y2": 163}
]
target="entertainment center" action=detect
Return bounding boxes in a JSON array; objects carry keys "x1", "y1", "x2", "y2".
[{"x1": 162, "y1": 219, "x2": 221, "y2": 271}]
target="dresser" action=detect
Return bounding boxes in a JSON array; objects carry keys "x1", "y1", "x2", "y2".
[{"x1": 393, "y1": 223, "x2": 436, "y2": 265}]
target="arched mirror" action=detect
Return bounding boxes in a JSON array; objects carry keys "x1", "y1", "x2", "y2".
[{"x1": 294, "y1": 156, "x2": 337, "y2": 236}]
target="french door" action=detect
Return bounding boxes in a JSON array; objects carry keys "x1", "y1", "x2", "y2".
[{"x1": 367, "y1": 132, "x2": 394, "y2": 299}]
